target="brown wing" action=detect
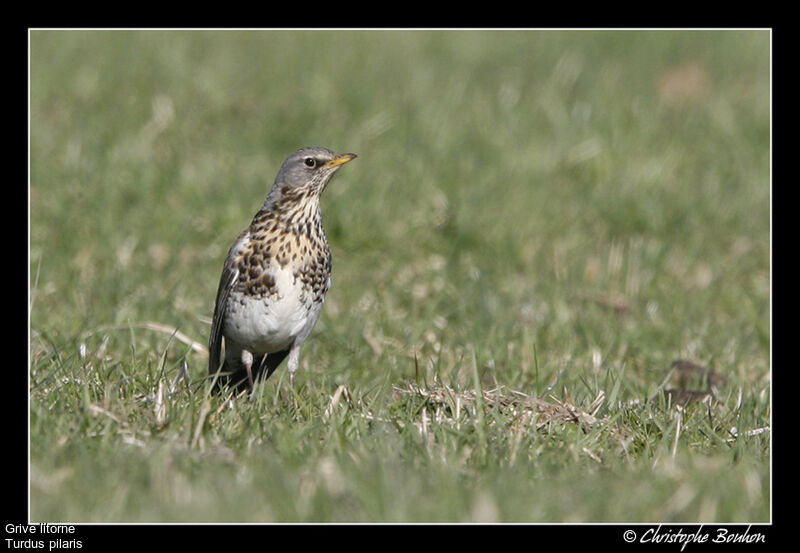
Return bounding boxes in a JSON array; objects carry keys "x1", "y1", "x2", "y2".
[{"x1": 208, "y1": 263, "x2": 238, "y2": 377}]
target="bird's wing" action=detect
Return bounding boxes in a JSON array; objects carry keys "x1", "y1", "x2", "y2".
[{"x1": 208, "y1": 264, "x2": 238, "y2": 376}]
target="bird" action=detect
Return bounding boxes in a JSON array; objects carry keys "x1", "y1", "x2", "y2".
[{"x1": 208, "y1": 146, "x2": 356, "y2": 394}]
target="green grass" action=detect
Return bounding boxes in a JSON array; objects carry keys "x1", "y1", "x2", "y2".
[{"x1": 29, "y1": 29, "x2": 770, "y2": 523}]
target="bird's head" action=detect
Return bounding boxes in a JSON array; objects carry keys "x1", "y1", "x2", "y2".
[{"x1": 270, "y1": 147, "x2": 357, "y2": 203}]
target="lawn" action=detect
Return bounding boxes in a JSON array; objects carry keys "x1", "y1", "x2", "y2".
[{"x1": 29, "y1": 29, "x2": 770, "y2": 523}]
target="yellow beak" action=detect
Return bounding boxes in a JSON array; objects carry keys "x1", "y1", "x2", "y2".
[{"x1": 323, "y1": 153, "x2": 357, "y2": 169}]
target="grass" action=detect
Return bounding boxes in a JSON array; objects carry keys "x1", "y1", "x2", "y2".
[{"x1": 29, "y1": 29, "x2": 770, "y2": 523}]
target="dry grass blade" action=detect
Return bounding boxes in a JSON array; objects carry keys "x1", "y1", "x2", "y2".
[
  {"x1": 136, "y1": 322, "x2": 209, "y2": 356},
  {"x1": 88, "y1": 403, "x2": 123, "y2": 424},
  {"x1": 82, "y1": 321, "x2": 209, "y2": 356},
  {"x1": 394, "y1": 382, "x2": 609, "y2": 433},
  {"x1": 154, "y1": 379, "x2": 166, "y2": 428},
  {"x1": 191, "y1": 399, "x2": 211, "y2": 450},
  {"x1": 170, "y1": 359, "x2": 191, "y2": 394},
  {"x1": 323, "y1": 385, "x2": 351, "y2": 422}
]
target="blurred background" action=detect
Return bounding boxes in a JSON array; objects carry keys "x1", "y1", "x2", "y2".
[
  {"x1": 30, "y1": 29, "x2": 769, "y2": 364},
  {"x1": 29, "y1": 29, "x2": 770, "y2": 522}
]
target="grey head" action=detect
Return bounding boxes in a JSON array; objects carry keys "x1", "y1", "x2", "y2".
[{"x1": 264, "y1": 146, "x2": 356, "y2": 207}]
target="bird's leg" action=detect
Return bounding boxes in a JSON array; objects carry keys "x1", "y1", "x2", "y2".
[
  {"x1": 287, "y1": 347, "x2": 300, "y2": 408},
  {"x1": 241, "y1": 350, "x2": 255, "y2": 392}
]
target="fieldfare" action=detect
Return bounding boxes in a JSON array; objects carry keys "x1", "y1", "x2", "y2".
[{"x1": 208, "y1": 147, "x2": 356, "y2": 393}]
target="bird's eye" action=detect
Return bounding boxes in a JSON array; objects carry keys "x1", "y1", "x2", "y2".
[{"x1": 303, "y1": 157, "x2": 316, "y2": 168}]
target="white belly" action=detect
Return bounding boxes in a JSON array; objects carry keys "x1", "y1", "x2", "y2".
[{"x1": 223, "y1": 266, "x2": 323, "y2": 354}]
